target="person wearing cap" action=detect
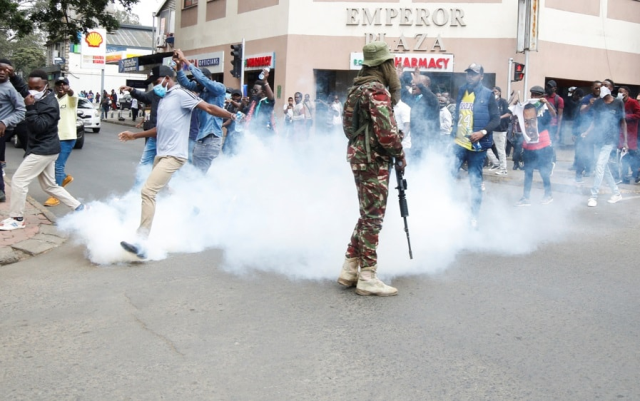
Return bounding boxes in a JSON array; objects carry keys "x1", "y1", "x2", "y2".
[
  {"x1": 0, "y1": 70, "x2": 87, "y2": 231},
  {"x1": 117, "y1": 64, "x2": 235, "y2": 258},
  {"x1": 173, "y1": 49, "x2": 227, "y2": 174},
  {"x1": 338, "y1": 41, "x2": 404, "y2": 297},
  {"x1": 119, "y1": 82, "x2": 162, "y2": 184},
  {"x1": 451, "y1": 63, "x2": 500, "y2": 228},
  {"x1": 42, "y1": 76, "x2": 78, "y2": 207},
  {"x1": 581, "y1": 85, "x2": 627, "y2": 207}
]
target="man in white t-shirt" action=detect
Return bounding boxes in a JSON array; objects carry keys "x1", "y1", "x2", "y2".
[
  {"x1": 394, "y1": 99, "x2": 411, "y2": 150},
  {"x1": 44, "y1": 77, "x2": 77, "y2": 207},
  {"x1": 131, "y1": 97, "x2": 139, "y2": 121},
  {"x1": 117, "y1": 65, "x2": 235, "y2": 258}
]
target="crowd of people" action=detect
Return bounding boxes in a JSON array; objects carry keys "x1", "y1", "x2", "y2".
[
  {"x1": 338, "y1": 41, "x2": 639, "y2": 297},
  {"x1": 1, "y1": 45, "x2": 638, "y2": 295}
]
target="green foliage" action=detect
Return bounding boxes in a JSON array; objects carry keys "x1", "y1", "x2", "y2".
[
  {"x1": 1, "y1": 0, "x2": 140, "y2": 43},
  {"x1": 0, "y1": 31, "x2": 46, "y2": 74}
]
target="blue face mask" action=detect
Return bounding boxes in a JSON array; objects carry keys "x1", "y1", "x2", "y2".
[{"x1": 153, "y1": 77, "x2": 168, "y2": 98}]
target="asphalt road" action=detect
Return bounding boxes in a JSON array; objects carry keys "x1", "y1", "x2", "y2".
[{"x1": 1, "y1": 123, "x2": 639, "y2": 400}]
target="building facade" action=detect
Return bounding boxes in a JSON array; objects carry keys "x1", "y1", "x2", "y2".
[{"x1": 171, "y1": 0, "x2": 639, "y2": 109}]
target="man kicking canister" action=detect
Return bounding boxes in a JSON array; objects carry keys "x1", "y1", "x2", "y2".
[{"x1": 118, "y1": 65, "x2": 235, "y2": 258}]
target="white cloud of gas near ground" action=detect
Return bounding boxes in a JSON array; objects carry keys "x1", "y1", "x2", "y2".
[{"x1": 58, "y1": 132, "x2": 574, "y2": 279}]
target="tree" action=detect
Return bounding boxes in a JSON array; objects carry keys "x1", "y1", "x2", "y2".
[
  {"x1": 112, "y1": 9, "x2": 141, "y2": 25},
  {"x1": 0, "y1": 31, "x2": 46, "y2": 74},
  {"x1": 1, "y1": 0, "x2": 140, "y2": 43}
]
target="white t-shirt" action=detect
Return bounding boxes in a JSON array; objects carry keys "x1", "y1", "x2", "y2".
[
  {"x1": 156, "y1": 85, "x2": 202, "y2": 159},
  {"x1": 394, "y1": 100, "x2": 411, "y2": 149}
]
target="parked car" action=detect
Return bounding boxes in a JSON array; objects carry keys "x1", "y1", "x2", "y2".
[
  {"x1": 77, "y1": 97, "x2": 101, "y2": 133},
  {"x1": 14, "y1": 116, "x2": 85, "y2": 150}
]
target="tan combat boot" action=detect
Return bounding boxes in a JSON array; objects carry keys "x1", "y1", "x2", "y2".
[
  {"x1": 355, "y1": 266, "x2": 398, "y2": 297},
  {"x1": 337, "y1": 257, "x2": 359, "y2": 287}
]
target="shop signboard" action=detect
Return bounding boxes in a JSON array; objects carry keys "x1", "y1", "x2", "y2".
[
  {"x1": 350, "y1": 53, "x2": 453, "y2": 72},
  {"x1": 244, "y1": 52, "x2": 276, "y2": 71},
  {"x1": 81, "y1": 29, "x2": 107, "y2": 69},
  {"x1": 119, "y1": 57, "x2": 140, "y2": 73}
]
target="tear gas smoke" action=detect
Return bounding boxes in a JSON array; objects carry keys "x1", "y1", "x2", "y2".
[{"x1": 58, "y1": 129, "x2": 575, "y2": 279}]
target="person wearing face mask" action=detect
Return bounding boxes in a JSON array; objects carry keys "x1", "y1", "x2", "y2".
[
  {"x1": 617, "y1": 86, "x2": 640, "y2": 184},
  {"x1": 0, "y1": 70, "x2": 87, "y2": 231},
  {"x1": 173, "y1": 49, "x2": 226, "y2": 174},
  {"x1": 117, "y1": 65, "x2": 235, "y2": 258},
  {"x1": 119, "y1": 83, "x2": 161, "y2": 185},
  {"x1": 486, "y1": 87, "x2": 512, "y2": 175},
  {"x1": 339, "y1": 41, "x2": 405, "y2": 297},
  {"x1": 451, "y1": 63, "x2": 500, "y2": 228},
  {"x1": 581, "y1": 85, "x2": 627, "y2": 207}
]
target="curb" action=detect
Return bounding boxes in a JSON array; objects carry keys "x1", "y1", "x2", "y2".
[{"x1": 0, "y1": 178, "x2": 67, "y2": 266}]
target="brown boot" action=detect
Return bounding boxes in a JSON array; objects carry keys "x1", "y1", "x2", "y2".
[
  {"x1": 355, "y1": 266, "x2": 398, "y2": 297},
  {"x1": 337, "y1": 257, "x2": 359, "y2": 287}
]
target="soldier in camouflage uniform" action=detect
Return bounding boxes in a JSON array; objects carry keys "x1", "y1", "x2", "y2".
[{"x1": 337, "y1": 42, "x2": 406, "y2": 297}]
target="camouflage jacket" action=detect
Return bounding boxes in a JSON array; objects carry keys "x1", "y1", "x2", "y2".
[{"x1": 342, "y1": 81, "x2": 404, "y2": 169}]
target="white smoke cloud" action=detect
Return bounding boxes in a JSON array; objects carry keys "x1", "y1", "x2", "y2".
[{"x1": 57, "y1": 131, "x2": 575, "y2": 280}]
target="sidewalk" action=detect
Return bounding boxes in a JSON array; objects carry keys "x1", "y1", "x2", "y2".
[
  {"x1": 101, "y1": 109, "x2": 140, "y2": 128},
  {"x1": 0, "y1": 180, "x2": 67, "y2": 265}
]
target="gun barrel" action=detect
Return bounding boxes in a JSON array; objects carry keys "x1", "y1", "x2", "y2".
[{"x1": 394, "y1": 158, "x2": 413, "y2": 259}]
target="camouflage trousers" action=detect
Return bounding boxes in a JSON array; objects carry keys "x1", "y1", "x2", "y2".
[{"x1": 345, "y1": 160, "x2": 391, "y2": 268}]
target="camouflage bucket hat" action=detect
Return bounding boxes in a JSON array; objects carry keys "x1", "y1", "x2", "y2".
[{"x1": 362, "y1": 41, "x2": 394, "y2": 67}]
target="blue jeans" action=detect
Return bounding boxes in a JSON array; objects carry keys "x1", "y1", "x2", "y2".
[
  {"x1": 192, "y1": 134, "x2": 222, "y2": 174},
  {"x1": 135, "y1": 137, "x2": 157, "y2": 186},
  {"x1": 452, "y1": 144, "x2": 487, "y2": 218},
  {"x1": 523, "y1": 146, "x2": 553, "y2": 199},
  {"x1": 139, "y1": 137, "x2": 157, "y2": 166},
  {"x1": 188, "y1": 138, "x2": 196, "y2": 164},
  {"x1": 55, "y1": 139, "x2": 76, "y2": 186},
  {"x1": 590, "y1": 143, "x2": 620, "y2": 199}
]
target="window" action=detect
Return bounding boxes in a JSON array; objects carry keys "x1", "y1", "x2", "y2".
[{"x1": 184, "y1": 0, "x2": 198, "y2": 7}]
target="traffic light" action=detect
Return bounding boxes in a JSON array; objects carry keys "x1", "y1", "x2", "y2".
[
  {"x1": 230, "y1": 44, "x2": 242, "y2": 78},
  {"x1": 513, "y1": 62, "x2": 525, "y2": 82}
]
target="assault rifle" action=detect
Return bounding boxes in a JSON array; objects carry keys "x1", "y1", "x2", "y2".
[{"x1": 394, "y1": 159, "x2": 413, "y2": 259}]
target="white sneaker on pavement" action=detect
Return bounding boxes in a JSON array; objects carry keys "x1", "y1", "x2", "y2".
[
  {"x1": 608, "y1": 194, "x2": 622, "y2": 204},
  {"x1": 0, "y1": 217, "x2": 26, "y2": 231},
  {"x1": 587, "y1": 198, "x2": 597, "y2": 207}
]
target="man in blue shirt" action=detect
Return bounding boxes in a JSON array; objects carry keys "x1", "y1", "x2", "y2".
[{"x1": 174, "y1": 49, "x2": 226, "y2": 174}]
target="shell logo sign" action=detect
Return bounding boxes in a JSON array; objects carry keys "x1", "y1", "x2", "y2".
[
  {"x1": 81, "y1": 28, "x2": 106, "y2": 69},
  {"x1": 85, "y1": 31, "x2": 104, "y2": 48}
]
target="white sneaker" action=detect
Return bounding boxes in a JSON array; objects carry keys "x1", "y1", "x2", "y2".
[
  {"x1": 608, "y1": 194, "x2": 622, "y2": 204},
  {"x1": 0, "y1": 217, "x2": 26, "y2": 231},
  {"x1": 587, "y1": 198, "x2": 597, "y2": 207}
]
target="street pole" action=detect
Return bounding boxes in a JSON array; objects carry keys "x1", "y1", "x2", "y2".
[
  {"x1": 523, "y1": 50, "x2": 529, "y2": 101},
  {"x1": 100, "y1": 69, "x2": 105, "y2": 100},
  {"x1": 152, "y1": 12, "x2": 157, "y2": 54},
  {"x1": 507, "y1": 57, "x2": 513, "y2": 102},
  {"x1": 240, "y1": 38, "x2": 245, "y2": 95}
]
